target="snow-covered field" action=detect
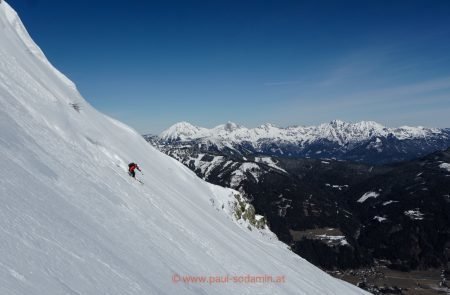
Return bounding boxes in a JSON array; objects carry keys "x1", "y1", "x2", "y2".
[
  {"x1": 0, "y1": 2, "x2": 367, "y2": 294},
  {"x1": 357, "y1": 191, "x2": 380, "y2": 203},
  {"x1": 255, "y1": 157, "x2": 287, "y2": 173},
  {"x1": 439, "y1": 162, "x2": 450, "y2": 172}
]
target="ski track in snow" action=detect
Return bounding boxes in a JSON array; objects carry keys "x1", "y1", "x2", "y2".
[{"x1": 0, "y1": 2, "x2": 367, "y2": 294}]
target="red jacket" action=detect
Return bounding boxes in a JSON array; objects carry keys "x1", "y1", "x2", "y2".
[{"x1": 128, "y1": 163, "x2": 141, "y2": 172}]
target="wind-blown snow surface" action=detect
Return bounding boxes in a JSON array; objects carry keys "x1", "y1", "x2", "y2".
[{"x1": 0, "y1": 2, "x2": 366, "y2": 294}]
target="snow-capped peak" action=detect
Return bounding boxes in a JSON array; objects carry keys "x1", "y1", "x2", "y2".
[
  {"x1": 329, "y1": 119, "x2": 346, "y2": 127},
  {"x1": 259, "y1": 123, "x2": 277, "y2": 130},
  {"x1": 159, "y1": 121, "x2": 205, "y2": 141},
  {"x1": 215, "y1": 121, "x2": 243, "y2": 132},
  {"x1": 393, "y1": 125, "x2": 441, "y2": 140},
  {"x1": 353, "y1": 120, "x2": 386, "y2": 131}
]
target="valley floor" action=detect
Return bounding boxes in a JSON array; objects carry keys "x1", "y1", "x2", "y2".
[{"x1": 329, "y1": 266, "x2": 449, "y2": 294}]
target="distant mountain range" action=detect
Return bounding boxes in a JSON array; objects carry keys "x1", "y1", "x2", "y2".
[
  {"x1": 144, "y1": 121, "x2": 450, "y2": 271},
  {"x1": 148, "y1": 120, "x2": 450, "y2": 164}
]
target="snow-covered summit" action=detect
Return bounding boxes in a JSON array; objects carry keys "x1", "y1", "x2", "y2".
[
  {"x1": 0, "y1": 1, "x2": 365, "y2": 294},
  {"x1": 215, "y1": 121, "x2": 243, "y2": 132},
  {"x1": 159, "y1": 121, "x2": 208, "y2": 141}
]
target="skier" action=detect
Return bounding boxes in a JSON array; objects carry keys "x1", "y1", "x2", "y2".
[{"x1": 128, "y1": 162, "x2": 141, "y2": 178}]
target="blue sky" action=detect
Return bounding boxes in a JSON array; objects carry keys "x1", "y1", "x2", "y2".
[{"x1": 9, "y1": 0, "x2": 450, "y2": 133}]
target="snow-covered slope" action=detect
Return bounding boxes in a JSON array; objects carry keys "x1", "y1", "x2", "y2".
[{"x1": 0, "y1": 2, "x2": 366, "y2": 294}]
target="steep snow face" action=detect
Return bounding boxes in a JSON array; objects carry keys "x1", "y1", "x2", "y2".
[
  {"x1": 0, "y1": 2, "x2": 366, "y2": 295},
  {"x1": 159, "y1": 119, "x2": 443, "y2": 145}
]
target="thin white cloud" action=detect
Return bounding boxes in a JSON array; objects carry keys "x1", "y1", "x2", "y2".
[
  {"x1": 343, "y1": 76, "x2": 450, "y2": 105},
  {"x1": 264, "y1": 80, "x2": 303, "y2": 86}
]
